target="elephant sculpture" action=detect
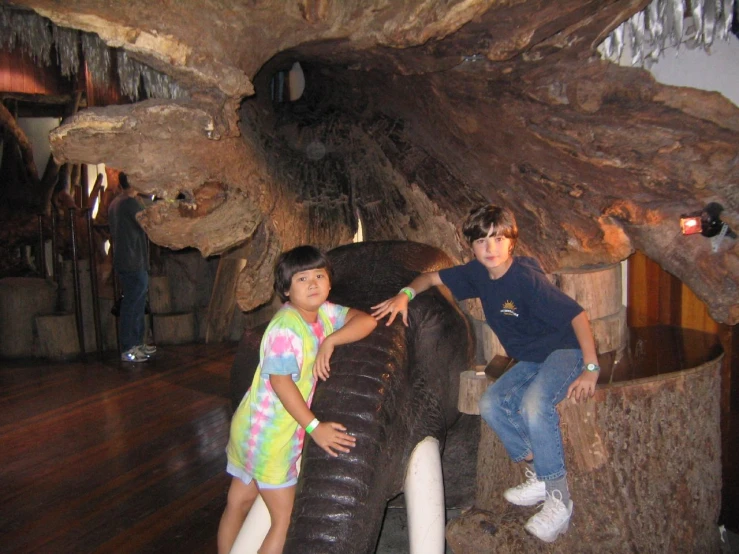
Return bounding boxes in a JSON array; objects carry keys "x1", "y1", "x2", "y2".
[{"x1": 229, "y1": 241, "x2": 475, "y2": 553}]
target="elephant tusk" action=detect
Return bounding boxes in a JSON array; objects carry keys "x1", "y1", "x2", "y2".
[
  {"x1": 229, "y1": 494, "x2": 270, "y2": 554},
  {"x1": 404, "y1": 436, "x2": 446, "y2": 554},
  {"x1": 229, "y1": 441, "x2": 446, "y2": 554}
]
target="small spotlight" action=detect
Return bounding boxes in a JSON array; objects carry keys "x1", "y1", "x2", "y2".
[
  {"x1": 680, "y1": 215, "x2": 702, "y2": 235},
  {"x1": 700, "y1": 202, "x2": 728, "y2": 238},
  {"x1": 681, "y1": 203, "x2": 736, "y2": 252}
]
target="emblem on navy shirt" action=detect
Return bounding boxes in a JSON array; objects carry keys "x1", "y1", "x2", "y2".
[{"x1": 500, "y1": 300, "x2": 519, "y2": 317}]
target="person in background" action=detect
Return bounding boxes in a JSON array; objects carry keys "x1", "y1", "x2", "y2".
[
  {"x1": 218, "y1": 245, "x2": 376, "y2": 554},
  {"x1": 372, "y1": 204, "x2": 599, "y2": 543},
  {"x1": 108, "y1": 172, "x2": 156, "y2": 363}
]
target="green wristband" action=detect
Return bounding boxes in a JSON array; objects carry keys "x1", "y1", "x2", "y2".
[
  {"x1": 305, "y1": 418, "x2": 320, "y2": 434},
  {"x1": 399, "y1": 287, "x2": 416, "y2": 301}
]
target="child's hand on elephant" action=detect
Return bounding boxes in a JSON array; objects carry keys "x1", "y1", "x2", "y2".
[
  {"x1": 371, "y1": 294, "x2": 410, "y2": 326},
  {"x1": 314, "y1": 340, "x2": 335, "y2": 381},
  {"x1": 310, "y1": 422, "x2": 357, "y2": 457}
]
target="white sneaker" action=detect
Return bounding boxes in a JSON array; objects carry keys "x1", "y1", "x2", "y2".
[
  {"x1": 524, "y1": 490, "x2": 573, "y2": 543},
  {"x1": 121, "y1": 346, "x2": 149, "y2": 363},
  {"x1": 503, "y1": 468, "x2": 546, "y2": 506}
]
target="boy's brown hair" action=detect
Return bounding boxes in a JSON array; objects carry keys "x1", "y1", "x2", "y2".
[{"x1": 462, "y1": 205, "x2": 518, "y2": 253}]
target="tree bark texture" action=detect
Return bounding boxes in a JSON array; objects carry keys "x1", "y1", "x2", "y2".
[
  {"x1": 205, "y1": 257, "x2": 246, "y2": 343},
  {"x1": 8, "y1": 0, "x2": 736, "y2": 322},
  {"x1": 446, "y1": 356, "x2": 723, "y2": 553}
]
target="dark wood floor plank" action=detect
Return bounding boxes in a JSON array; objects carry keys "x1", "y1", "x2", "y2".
[
  {"x1": 0, "y1": 347, "x2": 211, "y2": 427},
  {"x1": 1, "y1": 377, "x2": 220, "y2": 475},
  {"x1": 0, "y1": 401, "x2": 229, "y2": 535},
  {"x1": 0, "y1": 344, "x2": 235, "y2": 554},
  {"x1": 94, "y1": 473, "x2": 229, "y2": 554}
]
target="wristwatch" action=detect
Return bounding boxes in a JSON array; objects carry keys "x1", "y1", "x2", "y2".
[{"x1": 585, "y1": 363, "x2": 600, "y2": 372}]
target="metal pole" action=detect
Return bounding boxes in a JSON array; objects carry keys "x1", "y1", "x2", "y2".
[
  {"x1": 146, "y1": 237, "x2": 154, "y2": 346},
  {"x1": 51, "y1": 209, "x2": 62, "y2": 311},
  {"x1": 68, "y1": 207, "x2": 86, "y2": 359},
  {"x1": 85, "y1": 208, "x2": 104, "y2": 358},
  {"x1": 37, "y1": 214, "x2": 46, "y2": 278},
  {"x1": 111, "y1": 244, "x2": 121, "y2": 355}
]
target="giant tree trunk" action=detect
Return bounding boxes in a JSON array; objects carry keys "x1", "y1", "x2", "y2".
[
  {"x1": 446, "y1": 346, "x2": 723, "y2": 553},
  {"x1": 7, "y1": 1, "x2": 735, "y2": 322}
]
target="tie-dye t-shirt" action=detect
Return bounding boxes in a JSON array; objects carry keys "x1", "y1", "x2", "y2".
[{"x1": 226, "y1": 301, "x2": 349, "y2": 485}]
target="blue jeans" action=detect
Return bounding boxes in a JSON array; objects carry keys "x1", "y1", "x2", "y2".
[
  {"x1": 117, "y1": 269, "x2": 148, "y2": 352},
  {"x1": 479, "y1": 349, "x2": 583, "y2": 481}
]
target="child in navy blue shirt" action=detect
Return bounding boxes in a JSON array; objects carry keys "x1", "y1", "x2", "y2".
[{"x1": 372, "y1": 205, "x2": 599, "y2": 543}]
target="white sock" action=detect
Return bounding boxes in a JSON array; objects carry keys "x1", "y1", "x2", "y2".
[{"x1": 545, "y1": 475, "x2": 570, "y2": 505}]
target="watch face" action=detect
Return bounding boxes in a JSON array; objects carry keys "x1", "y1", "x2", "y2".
[{"x1": 586, "y1": 363, "x2": 599, "y2": 372}]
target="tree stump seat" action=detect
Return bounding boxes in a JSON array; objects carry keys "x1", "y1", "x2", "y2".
[
  {"x1": 0, "y1": 277, "x2": 57, "y2": 358},
  {"x1": 35, "y1": 312, "x2": 80, "y2": 360},
  {"x1": 447, "y1": 327, "x2": 724, "y2": 553}
]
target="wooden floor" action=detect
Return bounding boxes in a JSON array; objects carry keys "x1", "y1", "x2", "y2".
[
  {"x1": 1, "y1": 343, "x2": 737, "y2": 554},
  {"x1": 0, "y1": 344, "x2": 236, "y2": 554}
]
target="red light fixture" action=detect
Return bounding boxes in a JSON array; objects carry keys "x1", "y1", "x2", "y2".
[
  {"x1": 680, "y1": 215, "x2": 702, "y2": 235},
  {"x1": 680, "y1": 203, "x2": 736, "y2": 252}
]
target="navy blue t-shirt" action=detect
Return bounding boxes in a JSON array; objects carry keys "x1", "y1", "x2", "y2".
[{"x1": 439, "y1": 257, "x2": 583, "y2": 363}]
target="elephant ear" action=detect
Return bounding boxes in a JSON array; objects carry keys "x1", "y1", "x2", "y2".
[{"x1": 328, "y1": 240, "x2": 457, "y2": 309}]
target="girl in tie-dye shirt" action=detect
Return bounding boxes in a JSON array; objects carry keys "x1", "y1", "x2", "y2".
[{"x1": 218, "y1": 246, "x2": 377, "y2": 554}]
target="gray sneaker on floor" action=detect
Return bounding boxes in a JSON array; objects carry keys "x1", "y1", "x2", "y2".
[
  {"x1": 524, "y1": 490, "x2": 573, "y2": 542},
  {"x1": 139, "y1": 344, "x2": 157, "y2": 356},
  {"x1": 121, "y1": 346, "x2": 149, "y2": 363},
  {"x1": 503, "y1": 468, "x2": 546, "y2": 506}
]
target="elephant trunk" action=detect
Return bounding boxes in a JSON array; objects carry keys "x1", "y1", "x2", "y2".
[
  {"x1": 285, "y1": 326, "x2": 411, "y2": 554},
  {"x1": 285, "y1": 293, "x2": 472, "y2": 553}
]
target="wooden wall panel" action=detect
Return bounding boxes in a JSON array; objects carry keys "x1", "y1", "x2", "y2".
[
  {"x1": 681, "y1": 284, "x2": 719, "y2": 333},
  {"x1": 627, "y1": 250, "x2": 736, "y2": 475},
  {"x1": 628, "y1": 250, "x2": 720, "y2": 333},
  {"x1": 83, "y1": 59, "x2": 125, "y2": 108},
  {"x1": 0, "y1": 47, "x2": 72, "y2": 96}
]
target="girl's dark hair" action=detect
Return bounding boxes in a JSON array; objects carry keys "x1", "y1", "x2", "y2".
[
  {"x1": 273, "y1": 245, "x2": 332, "y2": 302},
  {"x1": 462, "y1": 205, "x2": 518, "y2": 252}
]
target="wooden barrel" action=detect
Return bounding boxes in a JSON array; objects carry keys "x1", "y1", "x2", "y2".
[
  {"x1": 446, "y1": 334, "x2": 723, "y2": 553},
  {"x1": 35, "y1": 313, "x2": 80, "y2": 360},
  {"x1": 556, "y1": 264, "x2": 627, "y2": 358},
  {"x1": 148, "y1": 275, "x2": 172, "y2": 314},
  {"x1": 0, "y1": 277, "x2": 57, "y2": 357},
  {"x1": 463, "y1": 299, "x2": 507, "y2": 364},
  {"x1": 153, "y1": 312, "x2": 195, "y2": 344}
]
